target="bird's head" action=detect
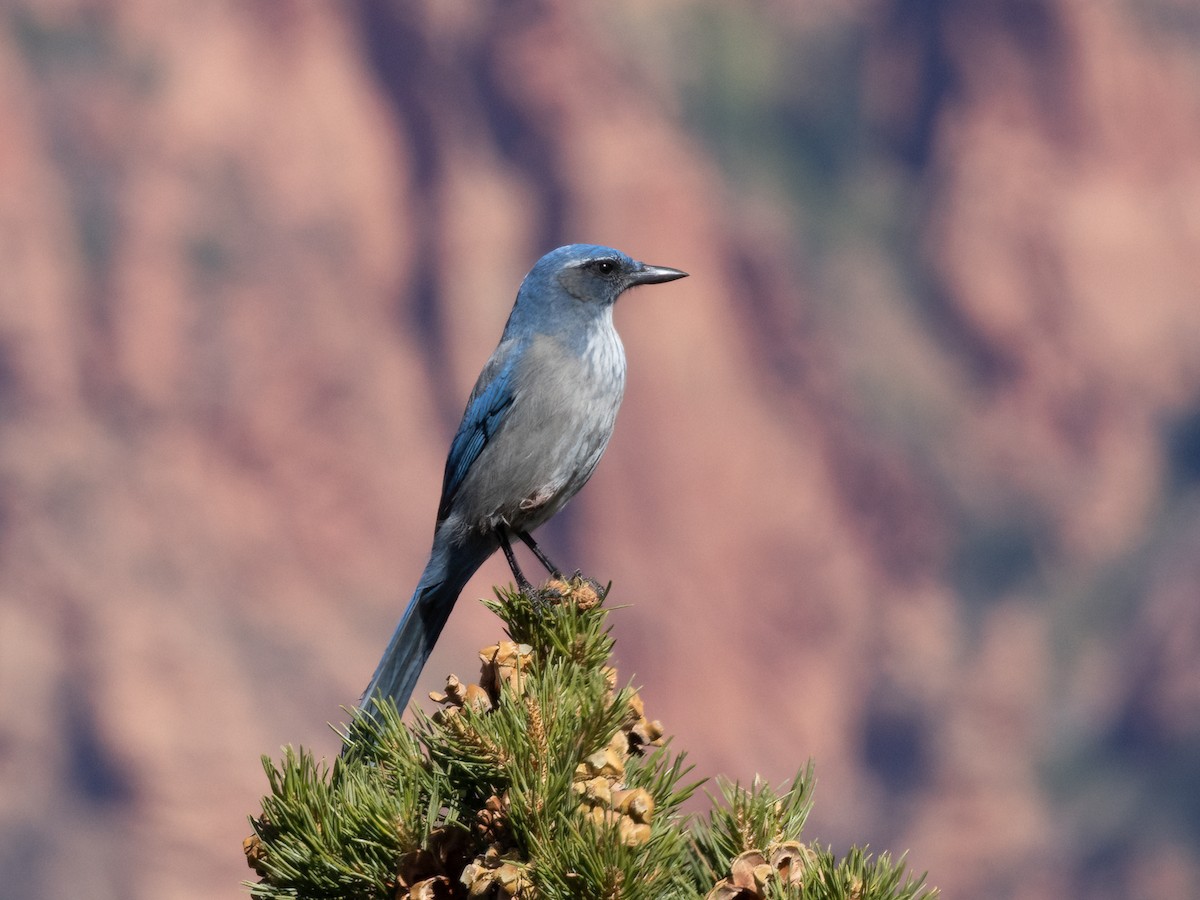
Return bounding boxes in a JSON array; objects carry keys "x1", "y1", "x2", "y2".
[{"x1": 517, "y1": 245, "x2": 687, "y2": 318}]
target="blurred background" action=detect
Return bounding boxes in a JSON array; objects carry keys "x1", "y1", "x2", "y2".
[{"x1": 2, "y1": 0, "x2": 1199, "y2": 897}]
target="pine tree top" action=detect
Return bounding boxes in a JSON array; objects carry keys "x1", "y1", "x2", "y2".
[{"x1": 244, "y1": 576, "x2": 937, "y2": 900}]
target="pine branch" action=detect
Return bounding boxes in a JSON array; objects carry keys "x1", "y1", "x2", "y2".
[{"x1": 244, "y1": 576, "x2": 937, "y2": 900}]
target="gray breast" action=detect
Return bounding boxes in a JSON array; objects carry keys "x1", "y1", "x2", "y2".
[{"x1": 456, "y1": 325, "x2": 626, "y2": 536}]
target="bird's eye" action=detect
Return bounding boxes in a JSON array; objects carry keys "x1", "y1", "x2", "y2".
[{"x1": 591, "y1": 259, "x2": 617, "y2": 275}]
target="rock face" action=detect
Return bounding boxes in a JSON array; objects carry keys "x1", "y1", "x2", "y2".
[{"x1": 1, "y1": 2, "x2": 1198, "y2": 898}]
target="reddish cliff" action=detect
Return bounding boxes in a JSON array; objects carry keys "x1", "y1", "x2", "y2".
[{"x1": 1, "y1": 2, "x2": 1197, "y2": 898}]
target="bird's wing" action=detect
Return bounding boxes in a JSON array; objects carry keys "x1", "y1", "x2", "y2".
[{"x1": 436, "y1": 347, "x2": 518, "y2": 523}]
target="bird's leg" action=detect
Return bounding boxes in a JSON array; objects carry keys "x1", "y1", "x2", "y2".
[
  {"x1": 498, "y1": 529, "x2": 535, "y2": 593},
  {"x1": 516, "y1": 530, "x2": 564, "y2": 578}
]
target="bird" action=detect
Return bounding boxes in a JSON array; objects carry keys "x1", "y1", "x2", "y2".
[{"x1": 361, "y1": 244, "x2": 687, "y2": 716}]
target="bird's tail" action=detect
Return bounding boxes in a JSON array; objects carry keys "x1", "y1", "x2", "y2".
[{"x1": 360, "y1": 534, "x2": 495, "y2": 718}]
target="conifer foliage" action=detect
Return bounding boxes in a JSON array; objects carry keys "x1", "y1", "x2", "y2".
[{"x1": 244, "y1": 577, "x2": 936, "y2": 900}]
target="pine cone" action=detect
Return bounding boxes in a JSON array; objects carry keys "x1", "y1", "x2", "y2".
[
  {"x1": 478, "y1": 641, "x2": 533, "y2": 700},
  {"x1": 705, "y1": 842, "x2": 820, "y2": 899},
  {"x1": 461, "y1": 851, "x2": 532, "y2": 899},
  {"x1": 402, "y1": 875, "x2": 454, "y2": 900},
  {"x1": 540, "y1": 576, "x2": 603, "y2": 610},
  {"x1": 768, "y1": 840, "x2": 817, "y2": 886},
  {"x1": 242, "y1": 833, "x2": 268, "y2": 876},
  {"x1": 475, "y1": 794, "x2": 511, "y2": 846}
]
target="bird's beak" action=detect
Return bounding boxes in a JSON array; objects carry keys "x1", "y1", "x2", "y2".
[{"x1": 630, "y1": 262, "x2": 688, "y2": 286}]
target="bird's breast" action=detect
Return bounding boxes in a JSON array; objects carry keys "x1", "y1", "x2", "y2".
[
  {"x1": 456, "y1": 326, "x2": 624, "y2": 531},
  {"x1": 580, "y1": 322, "x2": 626, "y2": 396},
  {"x1": 519, "y1": 325, "x2": 625, "y2": 430}
]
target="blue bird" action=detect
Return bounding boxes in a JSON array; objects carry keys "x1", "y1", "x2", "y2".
[{"x1": 362, "y1": 244, "x2": 687, "y2": 714}]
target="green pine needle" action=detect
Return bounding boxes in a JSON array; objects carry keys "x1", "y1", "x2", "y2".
[{"x1": 244, "y1": 579, "x2": 937, "y2": 900}]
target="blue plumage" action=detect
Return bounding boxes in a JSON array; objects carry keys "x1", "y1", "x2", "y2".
[
  {"x1": 361, "y1": 244, "x2": 687, "y2": 715},
  {"x1": 438, "y1": 360, "x2": 517, "y2": 523}
]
